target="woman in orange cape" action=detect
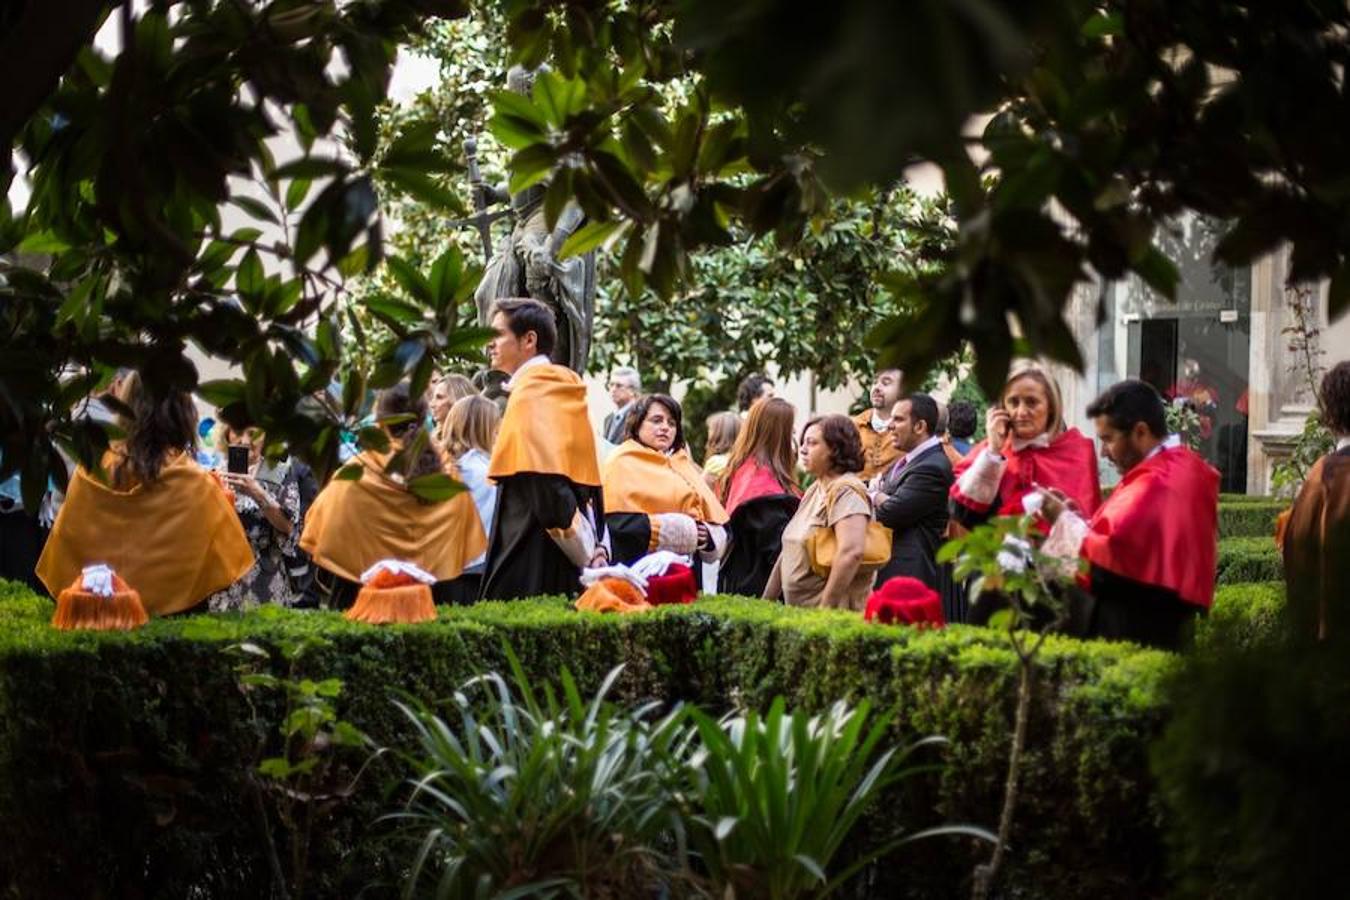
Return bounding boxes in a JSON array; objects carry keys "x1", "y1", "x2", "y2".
[
  {"x1": 301, "y1": 384, "x2": 485, "y2": 608},
  {"x1": 37, "y1": 373, "x2": 253, "y2": 616},
  {"x1": 602, "y1": 394, "x2": 729, "y2": 577}
]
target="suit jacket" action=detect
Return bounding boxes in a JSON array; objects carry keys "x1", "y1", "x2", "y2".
[
  {"x1": 874, "y1": 443, "x2": 953, "y2": 590},
  {"x1": 602, "y1": 402, "x2": 635, "y2": 445}
]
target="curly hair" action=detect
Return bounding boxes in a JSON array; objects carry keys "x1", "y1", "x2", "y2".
[
  {"x1": 802, "y1": 414, "x2": 865, "y2": 475},
  {"x1": 1320, "y1": 360, "x2": 1350, "y2": 435}
]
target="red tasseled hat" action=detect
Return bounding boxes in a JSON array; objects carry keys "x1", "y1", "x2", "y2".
[
  {"x1": 864, "y1": 577, "x2": 945, "y2": 629},
  {"x1": 644, "y1": 563, "x2": 697, "y2": 606}
]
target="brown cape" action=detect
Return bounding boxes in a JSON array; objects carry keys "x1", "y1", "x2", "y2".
[
  {"x1": 37, "y1": 452, "x2": 254, "y2": 616},
  {"x1": 602, "y1": 441, "x2": 729, "y2": 524},
  {"x1": 488, "y1": 363, "x2": 601, "y2": 486},
  {"x1": 1283, "y1": 449, "x2": 1350, "y2": 639},
  {"x1": 300, "y1": 452, "x2": 486, "y2": 583}
]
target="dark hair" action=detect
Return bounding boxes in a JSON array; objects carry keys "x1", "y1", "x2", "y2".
[
  {"x1": 905, "y1": 394, "x2": 940, "y2": 436},
  {"x1": 1321, "y1": 360, "x2": 1350, "y2": 435},
  {"x1": 801, "y1": 414, "x2": 865, "y2": 475},
  {"x1": 736, "y1": 373, "x2": 774, "y2": 413},
  {"x1": 947, "y1": 400, "x2": 978, "y2": 440},
  {"x1": 491, "y1": 297, "x2": 557, "y2": 359},
  {"x1": 1086, "y1": 379, "x2": 1167, "y2": 438},
  {"x1": 112, "y1": 371, "x2": 198, "y2": 488},
  {"x1": 375, "y1": 383, "x2": 446, "y2": 486},
  {"x1": 625, "y1": 393, "x2": 686, "y2": 452}
]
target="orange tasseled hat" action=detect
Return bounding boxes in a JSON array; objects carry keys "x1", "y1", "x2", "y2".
[
  {"x1": 345, "y1": 563, "x2": 438, "y2": 625},
  {"x1": 52, "y1": 565, "x2": 149, "y2": 631},
  {"x1": 575, "y1": 577, "x2": 652, "y2": 615}
]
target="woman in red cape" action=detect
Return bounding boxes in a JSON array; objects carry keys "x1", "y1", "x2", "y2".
[
  {"x1": 717, "y1": 398, "x2": 802, "y2": 597},
  {"x1": 949, "y1": 362, "x2": 1100, "y2": 624}
]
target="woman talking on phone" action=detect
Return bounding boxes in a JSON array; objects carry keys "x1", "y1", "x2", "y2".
[
  {"x1": 949, "y1": 362, "x2": 1101, "y2": 622},
  {"x1": 208, "y1": 424, "x2": 304, "y2": 611}
]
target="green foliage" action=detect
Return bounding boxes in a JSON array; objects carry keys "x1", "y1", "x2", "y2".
[
  {"x1": 682, "y1": 699, "x2": 988, "y2": 899},
  {"x1": 1152, "y1": 598, "x2": 1350, "y2": 899},
  {"x1": 1216, "y1": 537, "x2": 1282, "y2": 585},
  {"x1": 0, "y1": 575, "x2": 1287, "y2": 899},
  {"x1": 387, "y1": 655, "x2": 691, "y2": 899},
  {"x1": 1217, "y1": 502, "x2": 1284, "y2": 540},
  {"x1": 1270, "y1": 411, "x2": 1336, "y2": 500}
]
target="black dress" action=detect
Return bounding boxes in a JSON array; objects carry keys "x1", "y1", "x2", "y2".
[
  {"x1": 719, "y1": 493, "x2": 799, "y2": 597},
  {"x1": 479, "y1": 474, "x2": 605, "y2": 601}
]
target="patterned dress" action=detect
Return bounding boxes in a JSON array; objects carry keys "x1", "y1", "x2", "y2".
[{"x1": 207, "y1": 461, "x2": 302, "y2": 612}]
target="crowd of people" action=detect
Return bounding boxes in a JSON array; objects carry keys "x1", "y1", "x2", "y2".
[{"x1": 4, "y1": 296, "x2": 1347, "y2": 651}]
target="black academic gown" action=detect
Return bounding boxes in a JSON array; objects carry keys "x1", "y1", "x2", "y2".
[
  {"x1": 720, "y1": 494, "x2": 799, "y2": 598},
  {"x1": 479, "y1": 474, "x2": 604, "y2": 601}
]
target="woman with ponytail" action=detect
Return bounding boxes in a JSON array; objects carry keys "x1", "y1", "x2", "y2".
[{"x1": 301, "y1": 382, "x2": 487, "y2": 609}]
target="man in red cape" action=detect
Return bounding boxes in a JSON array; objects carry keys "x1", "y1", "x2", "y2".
[{"x1": 1040, "y1": 380, "x2": 1218, "y2": 650}]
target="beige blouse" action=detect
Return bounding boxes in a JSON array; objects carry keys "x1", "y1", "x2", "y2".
[{"x1": 778, "y1": 474, "x2": 876, "y2": 610}]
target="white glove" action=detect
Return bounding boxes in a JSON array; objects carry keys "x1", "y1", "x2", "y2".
[
  {"x1": 580, "y1": 564, "x2": 649, "y2": 594},
  {"x1": 82, "y1": 564, "x2": 115, "y2": 597},
  {"x1": 360, "y1": 559, "x2": 437, "y2": 585},
  {"x1": 630, "y1": 551, "x2": 692, "y2": 581}
]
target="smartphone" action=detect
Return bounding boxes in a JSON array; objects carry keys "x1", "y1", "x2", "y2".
[{"x1": 227, "y1": 445, "x2": 250, "y2": 475}]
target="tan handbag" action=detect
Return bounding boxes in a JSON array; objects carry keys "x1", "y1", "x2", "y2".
[{"x1": 804, "y1": 480, "x2": 892, "y2": 578}]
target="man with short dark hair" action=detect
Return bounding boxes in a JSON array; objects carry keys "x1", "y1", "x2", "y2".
[
  {"x1": 1039, "y1": 379, "x2": 1218, "y2": 650},
  {"x1": 480, "y1": 298, "x2": 609, "y2": 600},
  {"x1": 736, "y1": 373, "x2": 775, "y2": 414},
  {"x1": 853, "y1": 368, "x2": 904, "y2": 480},
  {"x1": 873, "y1": 393, "x2": 953, "y2": 594}
]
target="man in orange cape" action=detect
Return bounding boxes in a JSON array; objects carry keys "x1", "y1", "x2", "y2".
[
  {"x1": 299, "y1": 451, "x2": 486, "y2": 606},
  {"x1": 480, "y1": 298, "x2": 608, "y2": 600},
  {"x1": 1040, "y1": 380, "x2": 1218, "y2": 650},
  {"x1": 37, "y1": 452, "x2": 253, "y2": 616}
]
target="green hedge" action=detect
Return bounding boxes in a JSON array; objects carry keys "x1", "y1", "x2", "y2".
[
  {"x1": 1218, "y1": 501, "x2": 1284, "y2": 539},
  {"x1": 1216, "y1": 536, "x2": 1282, "y2": 584},
  {"x1": 0, "y1": 580, "x2": 1284, "y2": 900}
]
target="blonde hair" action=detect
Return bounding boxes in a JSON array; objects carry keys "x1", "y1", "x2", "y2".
[
  {"x1": 443, "y1": 394, "x2": 500, "y2": 458},
  {"x1": 703, "y1": 411, "x2": 741, "y2": 461},
  {"x1": 1001, "y1": 361, "x2": 1065, "y2": 437},
  {"x1": 434, "y1": 374, "x2": 480, "y2": 444}
]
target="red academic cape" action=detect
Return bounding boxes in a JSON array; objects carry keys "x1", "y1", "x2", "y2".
[
  {"x1": 724, "y1": 458, "x2": 800, "y2": 518},
  {"x1": 1080, "y1": 446, "x2": 1219, "y2": 609},
  {"x1": 951, "y1": 428, "x2": 1101, "y2": 518}
]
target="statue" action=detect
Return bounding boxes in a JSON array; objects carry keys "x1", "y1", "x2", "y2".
[{"x1": 469, "y1": 66, "x2": 597, "y2": 374}]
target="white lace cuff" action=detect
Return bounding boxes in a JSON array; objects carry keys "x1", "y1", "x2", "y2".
[{"x1": 954, "y1": 448, "x2": 1007, "y2": 510}]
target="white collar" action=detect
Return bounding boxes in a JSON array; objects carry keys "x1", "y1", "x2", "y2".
[
  {"x1": 504, "y1": 354, "x2": 551, "y2": 391},
  {"x1": 1010, "y1": 432, "x2": 1053, "y2": 452},
  {"x1": 904, "y1": 435, "x2": 943, "y2": 461},
  {"x1": 1144, "y1": 433, "x2": 1182, "y2": 462},
  {"x1": 870, "y1": 411, "x2": 890, "y2": 433},
  {"x1": 1337, "y1": 435, "x2": 1350, "y2": 452}
]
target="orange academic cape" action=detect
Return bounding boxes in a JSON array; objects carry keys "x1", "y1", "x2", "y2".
[
  {"x1": 602, "y1": 440, "x2": 729, "y2": 524},
  {"x1": 36, "y1": 453, "x2": 254, "y2": 616},
  {"x1": 299, "y1": 452, "x2": 486, "y2": 583},
  {"x1": 488, "y1": 363, "x2": 602, "y2": 485}
]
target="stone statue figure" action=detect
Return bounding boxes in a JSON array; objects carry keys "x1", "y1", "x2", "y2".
[{"x1": 472, "y1": 66, "x2": 597, "y2": 374}]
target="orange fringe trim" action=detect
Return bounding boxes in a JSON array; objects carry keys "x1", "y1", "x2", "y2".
[
  {"x1": 345, "y1": 580, "x2": 437, "y2": 624},
  {"x1": 52, "y1": 574, "x2": 149, "y2": 631},
  {"x1": 575, "y1": 578, "x2": 652, "y2": 615}
]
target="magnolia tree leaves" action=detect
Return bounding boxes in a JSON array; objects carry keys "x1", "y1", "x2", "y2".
[{"x1": 0, "y1": 0, "x2": 473, "y2": 502}]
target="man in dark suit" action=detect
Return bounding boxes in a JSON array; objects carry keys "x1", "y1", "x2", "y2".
[
  {"x1": 873, "y1": 393, "x2": 954, "y2": 591},
  {"x1": 602, "y1": 366, "x2": 641, "y2": 445}
]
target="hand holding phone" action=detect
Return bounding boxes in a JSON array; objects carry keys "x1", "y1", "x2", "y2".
[{"x1": 227, "y1": 445, "x2": 250, "y2": 475}]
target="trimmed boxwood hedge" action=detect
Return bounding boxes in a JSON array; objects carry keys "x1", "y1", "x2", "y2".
[
  {"x1": 0, "y1": 579, "x2": 1285, "y2": 900},
  {"x1": 1217, "y1": 502, "x2": 1284, "y2": 539},
  {"x1": 1216, "y1": 536, "x2": 1282, "y2": 584}
]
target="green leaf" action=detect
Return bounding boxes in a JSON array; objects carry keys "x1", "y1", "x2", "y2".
[
  {"x1": 334, "y1": 463, "x2": 364, "y2": 481},
  {"x1": 15, "y1": 230, "x2": 70, "y2": 254},
  {"x1": 557, "y1": 220, "x2": 622, "y2": 260},
  {"x1": 231, "y1": 195, "x2": 280, "y2": 225},
  {"x1": 406, "y1": 472, "x2": 465, "y2": 502},
  {"x1": 236, "y1": 248, "x2": 265, "y2": 296},
  {"x1": 198, "y1": 379, "x2": 247, "y2": 408},
  {"x1": 428, "y1": 246, "x2": 465, "y2": 308},
  {"x1": 258, "y1": 757, "x2": 293, "y2": 779},
  {"x1": 1081, "y1": 12, "x2": 1124, "y2": 38},
  {"x1": 1131, "y1": 244, "x2": 1179, "y2": 302},
  {"x1": 286, "y1": 178, "x2": 313, "y2": 209},
  {"x1": 382, "y1": 167, "x2": 465, "y2": 214},
  {"x1": 387, "y1": 256, "x2": 433, "y2": 305},
  {"x1": 272, "y1": 157, "x2": 346, "y2": 179}
]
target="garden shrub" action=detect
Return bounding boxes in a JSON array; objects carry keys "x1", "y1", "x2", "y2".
[
  {"x1": 1217, "y1": 501, "x2": 1284, "y2": 539},
  {"x1": 1216, "y1": 537, "x2": 1282, "y2": 584},
  {"x1": 0, "y1": 578, "x2": 1284, "y2": 899}
]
